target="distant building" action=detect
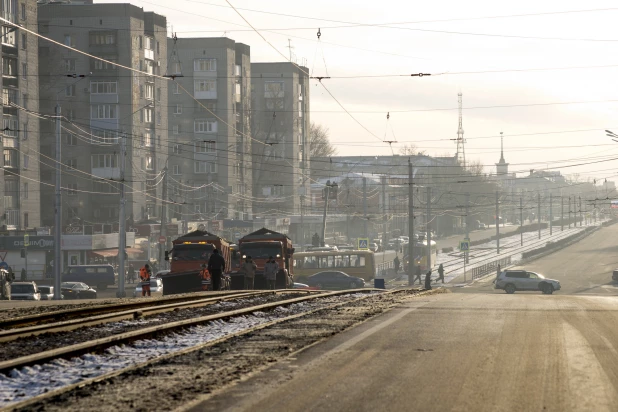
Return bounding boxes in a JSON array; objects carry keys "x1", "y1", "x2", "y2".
[
  {"x1": 251, "y1": 62, "x2": 310, "y2": 216},
  {"x1": 38, "y1": 2, "x2": 168, "y2": 227},
  {"x1": 496, "y1": 136, "x2": 509, "y2": 176},
  {"x1": 167, "y1": 37, "x2": 252, "y2": 221},
  {"x1": 0, "y1": 0, "x2": 41, "y2": 229}
]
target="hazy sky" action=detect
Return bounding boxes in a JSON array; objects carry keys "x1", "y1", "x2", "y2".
[{"x1": 97, "y1": 0, "x2": 618, "y2": 181}]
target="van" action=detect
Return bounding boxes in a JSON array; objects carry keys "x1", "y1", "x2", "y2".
[{"x1": 62, "y1": 265, "x2": 116, "y2": 290}]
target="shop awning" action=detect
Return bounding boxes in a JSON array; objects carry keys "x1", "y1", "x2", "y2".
[{"x1": 90, "y1": 248, "x2": 145, "y2": 258}]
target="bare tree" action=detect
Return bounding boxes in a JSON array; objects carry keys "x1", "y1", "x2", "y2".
[
  {"x1": 309, "y1": 122, "x2": 337, "y2": 159},
  {"x1": 467, "y1": 159, "x2": 485, "y2": 176},
  {"x1": 398, "y1": 144, "x2": 426, "y2": 156}
]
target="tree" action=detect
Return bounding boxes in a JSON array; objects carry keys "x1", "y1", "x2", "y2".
[
  {"x1": 309, "y1": 122, "x2": 337, "y2": 159},
  {"x1": 467, "y1": 159, "x2": 485, "y2": 176},
  {"x1": 398, "y1": 144, "x2": 426, "y2": 156}
]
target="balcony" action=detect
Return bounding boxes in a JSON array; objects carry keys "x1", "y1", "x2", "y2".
[
  {"x1": 91, "y1": 167, "x2": 120, "y2": 180},
  {"x1": 5, "y1": 209, "x2": 19, "y2": 228},
  {"x1": 144, "y1": 48, "x2": 154, "y2": 60}
]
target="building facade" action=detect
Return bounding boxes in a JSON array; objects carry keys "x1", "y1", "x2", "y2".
[
  {"x1": 38, "y1": 2, "x2": 168, "y2": 227},
  {"x1": 1, "y1": 0, "x2": 41, "y2": 229},
  {"x1": 167, "y1": 37, "x2": 252, "y2": 221},
  {"x1": 251, "y1": 62, "x2": 310, "y2": 216}
]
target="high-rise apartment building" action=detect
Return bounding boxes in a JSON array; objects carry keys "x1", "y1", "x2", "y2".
[
  {"x1": 167, "y1": 37, "x2": 252, "y2": 221},
  {"x1": 251, "y1": 62, "x2": 309, "y2": 216},
  {"x1": 38, "y1": 2, "x2": 168, "y2": 227},
  {"x1": 0, "y1": 0, "x2": 41, "y2": 229}
]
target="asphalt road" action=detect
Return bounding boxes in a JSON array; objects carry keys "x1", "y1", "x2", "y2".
[
  {"x1": 457, "y1": 222, "x2": 618, "y2": 296},
  {"x1": 187, "y1": 223, "x2": 618, "y2": 412}
]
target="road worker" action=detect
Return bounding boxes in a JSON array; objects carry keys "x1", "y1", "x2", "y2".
[
  {"x1": 139, "y1": 263, "x2": 152, "y2": 297},
  {"x1": 240, "y1": 256, "x2": 257, "y2": 290},
  {"x1": 207, "y1": 249, "x2": 226, "y2": 291},
  {"x1": 200, "y1": 264, "x2": 211, "y2": 291},
  {"x1": 264, "y1": 256, "x2": 279, "y2": 290}
]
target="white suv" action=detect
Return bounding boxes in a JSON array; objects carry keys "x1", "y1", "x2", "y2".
[{"x1": 495, "y1": 270, "x2": 561, "y2": 295}]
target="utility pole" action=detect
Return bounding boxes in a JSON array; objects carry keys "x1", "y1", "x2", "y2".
[
  {"x1": 426, "y1": 186, "x2": 432, "y2": 270},
  {"x1": 53, "y1": 104, "x2": 62, "y2": 300},
  {"x1": 569, "y1": 196, "x2": 572, "y2": 228},
  {"x1": 561, "y1": 195, "x2": 564, "y2": 231},
  {"x1": 363, "y1": 177, "x2": 368, "y2": 240},
  {"x1": 465, "y1": 193, "x2": 470, "y2": 263},
  {"x1": 538, "y1": 193, "x2": 541, "y2": 239},
  {"x1": 579, "y1": 196, "x2": 582, "y2": 227},
  {"x1": 300, "y1": 195, "x2": 305, "y2": 250},
  {"x1": 496, "y1": 191, "x2": 500, "y2": 255},
  {"x1": 382, "y1": 175, "x2": 387, "y2": 249},
  {"x1": 550, "y1": 193, "x2": 553, "y2": 235},
  {"x1": 159, "y1": 164, "x2": 168, "y2": 269},
  {"x1": 408, "y1": 161, "x2": 414, "y2": 284},
  {"x1": 520, "y1": 196, "x2": 523, "y2": 246},
  {"x1": 116, "y1": 133, "x2": 127, "y2": 298},
  {"x1": 321, "y1": 183, "x2": 330, "y2": 247}
]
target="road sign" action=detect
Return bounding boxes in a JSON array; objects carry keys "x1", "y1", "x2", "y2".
[
  {"x1": 357, "y1": 238, "x2": 369, "y2": 250},
  {"x1": 459, "y1": 240, "x2": 470, "y2": 252},
  {"x1": 158, "y1": 236, "x2": 166, "y2": 244}
]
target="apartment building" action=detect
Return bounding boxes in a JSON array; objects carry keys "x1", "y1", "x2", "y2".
[
  {"x1": 251, "y1": 62, "x2": 310, "y2": 216},
  {"x1": 0, "y1": 0, "x2": 41, "y2": 229},
  {"x1": 167, "y1": 37, "x2": 252, "y2": 221},
  {"x1": 38, "y1": 2, "x2": 168, "y2": 227}
]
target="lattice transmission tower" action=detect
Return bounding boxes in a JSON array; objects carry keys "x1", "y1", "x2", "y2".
[{"x1": 455, "y1": 92, "x2": 466, "y2": 168}]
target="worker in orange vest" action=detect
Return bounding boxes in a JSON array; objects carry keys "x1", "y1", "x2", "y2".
[
  {"x1": 139, "y1": 263, "x2": 152, "y2": 297},
  {"x1": 200, "y1": 264, "x2": 211, "y2": 291}
]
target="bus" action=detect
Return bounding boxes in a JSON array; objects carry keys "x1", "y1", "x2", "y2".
[
  {"x1": 403, "y1": 239, "x2": 438, "y2": 273},
  {"x1": 293, "y1": 250, "x2": 378, "y2": 281}
]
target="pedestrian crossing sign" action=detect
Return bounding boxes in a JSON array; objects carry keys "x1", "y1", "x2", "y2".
[
  {"x1": 460, "y1": 240, "x2": 470, "y2": 251},
  {"x1": 358, "y1": 238, "x2": 369, "y2": 250}
]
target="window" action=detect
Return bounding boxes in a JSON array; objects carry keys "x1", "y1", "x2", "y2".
[
  {"x1": 173, "y1": 144, "x2": 181, "y2": 154},
  {"x1": 22, "y1": 182, "x2": 27, "y2": 199},
  {"x1": 63, "y1": 35, "x2": 73, "y2": 47},
  {"x1": 144, "y1": 36, "x2": 154, "y2": 50},
  {"x1": 63, "y1": 59, "x2": 75, "y2": 72},
  {"x1": 145, "y1": 156, "x2": 154, "y2": 170},
  {"x1": 143, "y1": 107, "x2": 153, "y2": 123},
  {"x1": 194, "y1": 119, "x2": 216, "y2": 133},
  {"x1": 90, "y1": 104, "x2": 118, "y2": 119},
  {"x1": 90, "y1": 81, "x2": 117, "y2": 94},
  {"x1": 89, "y1": 32, "x2": 116, "y2": 45},
  {"x1": 264, "y1": 81, "x2": 284, "y2": 98},
  {"x1": 65, "y1": 133, "x2": 77, "y2": 146},
  {"x1": 65, "y1": 158, "x2": 77, "y2": 170},
  {"x1": 93, "y1": 57, "x2": 117, "y2": 71},
  {"x1": 143, "y1": 129, "x2": 153, "y2": 147},
  {"x1": 173, "y1": 165, "x2": 181, "y2": 175},
  {"x1": 173, "y1": 83, "x2": 180, "y2": 94},
  {"x1": 2, "y1": 57, "x2": 16, "y2": 76},
  {"x1": 2, "y1": 88, "x2": 17, "y2": 105},
  {"x1": 156, "y1": 87, "x2": 161, "y2": 102},
  {"x1": 67, "y1": 183, "x2": 77, "y2": 196},
  {"x1": 20, "y1": 3, "x2": 25, "y2": 20},
  {"x1": 144, "y1": 59, "x2": 154, "y2": 75},
  {"x1": 91, "y1": 154, "x2": 118, "y2": 168},
  {"x1": 93, "y1": 129, "x2": 117, "y2": 144},
  {"x1": 172, "y1": 62, "x2": 182, "y2": 75},
  {"x1": 23, "y1": 154, "x2": 28, "y2": 169},
  {"x1": 145, "y1": 83, "x2": 154, "y2": 100},
  {"x1": 22, "y1": 123, "x2": 27, "y2": 140},
  {"x1": 174, "y1": 104, "x2": 182, "y2": 114},
  {"x1": 172, "y1": 124, "x2": 179, "y2": 135},
  {"x1": 194, "y1": 161, "x2": 215, "y2": 174},
  {"x1": 235, "y1": 64, "x2": 241, "y2": 76},
  {"x1": 194, "y1": 58, "x2": 216, "y2": 72},
  {"x1": 1, "y1": 26, "x2": 15, "y2": 46},
  {"x1": 20, "y1": 33, "x2": 25, "y2": 49},
  {"x1": 196, "y1": 102, "x2": 216, "y2": 114},
  {"x1": 64, "y1": 84, "x2": 75, "y2": 97},
  {"x1": 21, "y1": 62, "x2": 26, "y2": 79},
  {"x1": 195, "y1": 141, "x2": 215, "y2": 153},
  {"x1": 138, "y1": 35, "x2": 143, "y2": 49},
  {"x1": 194, "y1": 80, "x2": 216, "y2": 92}
]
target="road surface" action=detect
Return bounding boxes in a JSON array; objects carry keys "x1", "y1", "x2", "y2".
[{"x1": 187, "y1": 223, "x2": 618, "y2": 412}]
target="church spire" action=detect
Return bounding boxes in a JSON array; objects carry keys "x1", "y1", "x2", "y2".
[
  {"x1": 499, "y1": 133, "x2": 505, "y2": 163},
  {"x1": 496, "y1": 132, "x2": 509, "y2": 176}
]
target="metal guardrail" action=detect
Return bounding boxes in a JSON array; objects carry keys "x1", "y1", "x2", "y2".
[{"x1": 470, "y1": 256, "x2": 512, "y2": 280}]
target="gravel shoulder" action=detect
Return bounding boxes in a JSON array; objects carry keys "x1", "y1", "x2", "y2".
[{"x1": 19, "y1": 288, "x2": 444, "y2": 412}]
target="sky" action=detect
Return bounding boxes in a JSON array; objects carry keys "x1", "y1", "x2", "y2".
[{"x1": 98, "y1": 0, "x2": 618, "y2": 182}]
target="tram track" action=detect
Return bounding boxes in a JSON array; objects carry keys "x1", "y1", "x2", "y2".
[{"x1": 0, "y1": 288, "x2": 404, "y2": 411}]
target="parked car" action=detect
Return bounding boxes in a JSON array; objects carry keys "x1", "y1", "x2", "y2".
[
  {"x1": 495, "y1": 270, "x2": 560, "y2": 294},
  {"x1": 133, "y1": 277, "x2": 164, "y2": 297},
  {"x1": 305, "y1": 271, "x2": 365, "y2": 290},
  {"x1": 369, "y1": 243, "x2": 379, "y2": 252},
  {"x1": 10, "y1": 282, "x2": 41, "y2": 301},
  {"x1": 62, "y1": 265, "x2": 116, "y2": 290},
  {"x1": 293, "y1": 282, "x2": 320, "y2": 290},
  {"x1": 60, "y1": 282, "x2": 98, "y2": 299},
  {"x1": 37, "y1": 285, "x2": 56, "y2": 300},
  {"x1": 478, "y1": 223, "x2": 487, "y2": 230}
]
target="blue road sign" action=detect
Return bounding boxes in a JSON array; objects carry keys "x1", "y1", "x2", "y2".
[
  {"x1": 0, "y1": 262, "x2": 8, "y2": 269},
  {"x1": 460, "y1": 241, "x2": 470, "y2": 252},
  {"x1": 357, "y1": 238, "x2": 369, "y2": 250}
]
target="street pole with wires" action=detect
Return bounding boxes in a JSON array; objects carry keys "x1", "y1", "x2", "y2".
[
  {"x1": 408, "y1": 160, "x2": 414, "y2": 285},
  {"x1": 53, "y1": 104, "x2": 62, "y2": 300},
  {"x1": 116, "y1": 133, "x2": 127, "y2": 298},
  {"x1": 520, "y1": 196, "x2": 523, "y2": 246},
  {"x1": 159, "y1": 162, "x2": 168, "y2": 268},
  {"x1": 496, "y1": 191, "x2": 500, "y2": 255},
  {"x1": 538, "y1": 193, "x2": 541, "y2": 239}
]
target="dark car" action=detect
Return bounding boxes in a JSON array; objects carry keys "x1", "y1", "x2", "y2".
[
  {"x1": 60, "y1": 282, "x2": 97, "y2": 299},
  {"x1": 62, "y1": 265, "x2": 116, "y2": 290},
  {"x1": 305, "y1": 271, "x2": 365, "y2": 290},
  {"x1": 613, "y1": 269, "x2": 618, "y2": 282}
]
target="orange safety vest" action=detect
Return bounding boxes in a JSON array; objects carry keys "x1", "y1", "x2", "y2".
[
  {"x1": 200, "y1": 267, "x2": 211, "y2": 290},
  {"x1": 139, "y1": 267, "x2": 150, "y2": 285}
]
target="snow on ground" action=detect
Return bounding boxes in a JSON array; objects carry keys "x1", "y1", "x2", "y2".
[
  {"x1": 434, "y1": 220, "x2": 606, "y2": 283},
  {"x1": 0, "y1": 294, "x2": 370, "y2": 407}
]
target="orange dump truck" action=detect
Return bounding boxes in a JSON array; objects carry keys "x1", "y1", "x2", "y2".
[
  {"x1": 237, "y1": 228, "x2": 294, "y2": 289},
  {"x1": 161, "y1": 230, "x2": 231, "y2": 295}
]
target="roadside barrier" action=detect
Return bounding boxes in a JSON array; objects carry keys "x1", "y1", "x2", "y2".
[{"x1": 470, "y1": 256, "x2": 512, "y2": 280}]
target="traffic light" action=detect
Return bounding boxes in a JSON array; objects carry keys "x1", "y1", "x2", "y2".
[{"x1": 20, "y1": 248, "x2": 25, "y2": 258}]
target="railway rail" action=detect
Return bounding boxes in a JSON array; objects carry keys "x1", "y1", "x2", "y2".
[{"x1": 0, "y1": 288, "x2": 400, "y2": 411}]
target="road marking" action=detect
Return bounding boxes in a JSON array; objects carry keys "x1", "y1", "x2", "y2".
[{"x1": 563, "y1": 322, "x2": 618, "y2": 411}]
